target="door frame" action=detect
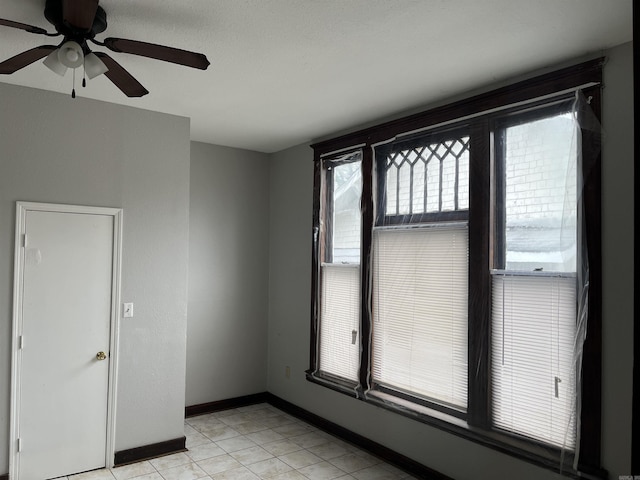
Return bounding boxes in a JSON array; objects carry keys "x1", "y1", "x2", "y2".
[{"x1": 9, "y1": 201, "x2": 123, "y2": 479}]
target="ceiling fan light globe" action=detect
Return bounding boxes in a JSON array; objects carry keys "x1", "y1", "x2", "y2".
[
  {"x1": 58, "y1": 41, "x2": 84, "y2": 69},
  {"x1": 66, "y1": 50, "x2": 79, "y2": 63},
  {"x1": 84, "y1": 53, "x2": 109, "y2": 79},
  {"x1": 43, "y1": 49, "x2": 67, "y2": 76}
]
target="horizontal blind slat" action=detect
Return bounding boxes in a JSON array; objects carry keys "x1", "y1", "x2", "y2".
[
  {"x1": 319, "y1": 265, "x2": 360, "y2": 381},
  {"x1": 491, "y1": 274, "x2": 577, "y2": 449},
  {"x1": 372, "y1": 225, "x2": 468, "y2": 408}
]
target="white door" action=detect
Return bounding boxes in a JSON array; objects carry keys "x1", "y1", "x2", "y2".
[{"x1": 13, "y1": 205, "x2": 119, "y2": 480}]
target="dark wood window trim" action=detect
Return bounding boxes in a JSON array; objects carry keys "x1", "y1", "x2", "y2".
[
  {"x1": 310, "y1": 58, "x2": 603, "y2": 152},
  {"x1": 308, "y1": 57, "x2": 604, "y2": 479},
  {"x1": 633, "y1": 3, "x2": 639, "y2": 475},
  {"x1": 577, "y1": 84, "x2": 603, "y2": 467},
  {"x1": 467, "y1": 119, "x2": 491, "y2": 429},
  {"x1": 358, "y1": 147, "x2": 374, "y2": 396}
]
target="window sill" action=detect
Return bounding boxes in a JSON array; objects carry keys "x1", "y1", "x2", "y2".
[{"x1": 306, "y1": 374, "x2": 607, "y2": 480}]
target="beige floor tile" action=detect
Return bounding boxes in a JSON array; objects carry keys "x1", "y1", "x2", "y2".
[
  {"x1": 186, "y1": 442, "x2": 227, "y2": 462},
  {"x1": 329, "y1": 453, "x2": 377, "y2": 474},
  {"x1": 128, "y1": 473, "x2": 163, "y2": 480},
  {"x1": 243, "y1": 408, "x2": 281, "y2": 420},
  {"x1": 246, "y1": 457, "x2": 293, "y2": 478},
  {"x1": 308, "y1": 441, "x2": 351, "y2": 460},
  {"x1": 68, "y1": 469, "x2": 116, "y2": 480},
  {"x1": 187, "y1": 416, "x2": 223, "y2": 432},
  {"x1": 261, "y1": 439, "x2": 304, "y2": 457},
  {"x1": 351, "y1": 464, "x2": 402, "y2": 480},
  {"x1": 271, "y1": 423, "x2": 314, "y2": 438},
  {"x1": 186, "y1": 431, "x2": 212, "y2": 449},
  {"x1": 229, "y1": 445, "x2": 274, "y2": 465},
  {"x1": 278, "y1": 449, "x2": 323, "y2": 469},
  {"x1": 197, "y1": 454, "x2": 242, "y2": 476},
  {"x1": 268, "y1": 471, "x2": 308, "y2": 480},
  {"x1": 245, "y1": 429, "x2": 285, "y2": 445},
  {"x1": 111, "y1": 461, "x2": 156, "y2": 480},
  {"x1": 290, "y1": 432, "x2": 330, "y2": 449},
  {"x1": 211, "y1": 466, "x2": 260, "y2": 480},
  {"x1": 260, "y1": 416, "x2": 296, "y2": 429},
  {"x1": 149, "y1": 453, "x2": 191, "y2": 471},
  {"x1": 297, "y1": 461, "x2": 346, "y2": 480},
  {"x1": 199, "y1": 425, "x2": 241, "y2": 442},
  {"x1": 233, "y1": 421, "x2": 271, "y2": 435},
  {"x1": 156, "y1": 462, "x2": 207, "y2": 480},
  {"x1": 216, "y1": 435, "x2": 257, "y2": 453},
  {"x1": 218, "y1": 413, "x2": 254, "y2": 426}
]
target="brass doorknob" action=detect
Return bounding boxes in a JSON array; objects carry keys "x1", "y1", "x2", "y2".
[{"x1": 96, "y1": 351, "x2": 107, "y2": 361}]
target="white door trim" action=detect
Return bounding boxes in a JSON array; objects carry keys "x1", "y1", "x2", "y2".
[{"x1": 10, "y1": 201, "x2": 123, "y2": 478}]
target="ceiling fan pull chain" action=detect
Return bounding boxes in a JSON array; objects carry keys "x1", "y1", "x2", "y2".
[{"x1": 72, "y1": 68, "x2": 76, "y2": 99}]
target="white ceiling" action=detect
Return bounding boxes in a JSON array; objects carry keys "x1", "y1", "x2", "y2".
[{"x1": 0, "y1": 0, "x2": 633, "y2": 153}]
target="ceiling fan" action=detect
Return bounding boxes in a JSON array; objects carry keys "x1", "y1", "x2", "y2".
[{"x1": 0, "y1": 0, "x2": 210, "y2": 98}]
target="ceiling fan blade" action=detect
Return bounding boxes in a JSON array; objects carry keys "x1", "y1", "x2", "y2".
[
  {"x1": 104, "y1": 38, "x2": 210, "y2": 70},
  {"x1": 94, "y1": 53, "x2": 149, "y2": 97},
  {"x1": 0, "y1": 18, "x2": 49, "y2": 35},
  {"x1": 0, "y1": 45, "x2": 57, "y2": 74},
  {"x1": 62, "y1": 0, "x2": 99, "y2": 32}
]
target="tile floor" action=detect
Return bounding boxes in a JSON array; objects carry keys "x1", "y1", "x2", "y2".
[{"x1": 55, "y1": 403, "x2": 417, "y2": 480}]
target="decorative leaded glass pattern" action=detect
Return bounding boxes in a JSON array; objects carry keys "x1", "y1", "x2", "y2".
[{"x1": 384, "y1": 136, "x2": 470, "y2": 218}]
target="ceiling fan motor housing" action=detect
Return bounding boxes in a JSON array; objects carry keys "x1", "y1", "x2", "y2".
[{"x1": 44, "y1": 0, "x2": 107, "y2": 39}]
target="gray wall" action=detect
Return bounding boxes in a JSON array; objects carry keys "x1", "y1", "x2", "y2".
[
  {"x1": 0, "y1": 83, "x2": 191, "y2": 471},
  {"x1": 266, "y1": 42, "x2": 634, "y2": 480},
  {"x1": 600, "y1": 41, "x2": 634, "y2": 475},
  {"x1": 187, "y1": 142, "x2": 269, "y2": 406}
]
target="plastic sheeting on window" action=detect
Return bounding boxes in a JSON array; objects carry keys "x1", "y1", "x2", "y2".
[
  {"x1": 310, "y1": 90, "x2": 601, "y2": 477},
  {"x1": 312, "y1": 149, "x2": 363, "y2": 394}
]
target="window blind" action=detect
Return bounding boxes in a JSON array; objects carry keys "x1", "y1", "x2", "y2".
[
  {"x1": 491, "y1": 273, "x2": 577, "y2": 449},
  {"x1": 319, "y1": 264, "x2": 360, "y2": 382},
  {"x1": 372, "y1": 225, "x2": 468, "y2": 408}
]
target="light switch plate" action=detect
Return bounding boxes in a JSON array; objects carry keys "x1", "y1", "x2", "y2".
[{"x1": 123, "y1": 303, "x2": 134, "y2": 318}]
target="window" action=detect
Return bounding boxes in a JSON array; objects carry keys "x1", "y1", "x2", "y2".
[
  {"x1": 491, "y1": 108, "x2": 580, "y2": 449},
  {"x1": 318, "y1": 152, "x2": 362, "y2": 383},
  {"x1": 371, "y1": 131, "x2": 470, "y2": 413},
  {"x1": 308, "y1": 59, "x2": 604, "y2": 476}
]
